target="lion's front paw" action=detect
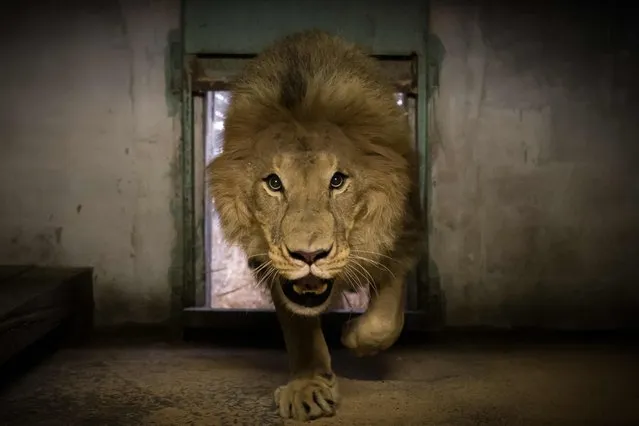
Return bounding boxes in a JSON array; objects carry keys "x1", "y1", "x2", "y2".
[
  {"x1": 274, "y1": 373, "x2": 339, "y2": 421},
  {"x1": 341, "y1": 312, "x2": 403, "y2": 357}
]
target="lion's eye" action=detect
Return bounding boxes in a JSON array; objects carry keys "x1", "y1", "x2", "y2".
[
  {"x1": 329, "y1": 172, "x2": 347, "y2": 190},
  {"x1": 265, "y1": 174, "x2": 283, "y2": 192}
]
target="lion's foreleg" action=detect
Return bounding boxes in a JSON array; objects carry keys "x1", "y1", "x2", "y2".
[
  {"x1": 273, "y1": 295, "x2": 332, "y2": 377},
  {"x1": 341, "y1": 265, "x2": 407, "y2": 357},
  {"x1": 271, "y1": 290, "x2": 339, "y2": 420}
]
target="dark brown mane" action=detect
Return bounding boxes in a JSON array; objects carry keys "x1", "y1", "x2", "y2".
[{"x1": 223, "y1": 30, "x2": 411, "y2": 159}]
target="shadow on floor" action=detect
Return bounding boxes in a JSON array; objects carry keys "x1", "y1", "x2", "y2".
[{"x1": 1, "y1": 327, "x2": 638, "y2": 425}]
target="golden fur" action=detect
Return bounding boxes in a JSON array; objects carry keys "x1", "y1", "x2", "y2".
[{"x1": 207, "y1": 30, "x2": 421, "y2": 421}]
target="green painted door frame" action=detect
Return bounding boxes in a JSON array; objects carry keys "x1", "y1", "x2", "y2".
[{"x1": 179, "y1": 0, "x2": 434, "y2": 328}]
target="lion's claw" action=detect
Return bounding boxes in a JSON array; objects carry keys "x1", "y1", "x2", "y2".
[{"x1": 274, "y1": 374, "x2": 339, "y2": 421}]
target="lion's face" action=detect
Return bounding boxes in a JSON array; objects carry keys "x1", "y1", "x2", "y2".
[
  {"x1": 209, "y1": 119, "x2": 411, "y2": 316},
  {"x1": 251, "y1": 125, "x2": 357, "y2": 315}
]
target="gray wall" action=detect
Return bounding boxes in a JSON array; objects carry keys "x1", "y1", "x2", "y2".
[
  {"x1": 1, "y1": 0, "x2": 637, "y2": 328},
  {"x1": 430, "y1": 1, "x2": 639, "y2": 328},
  {"x1": 0, "y1": 0, "x2": 180, "y2": 325}
]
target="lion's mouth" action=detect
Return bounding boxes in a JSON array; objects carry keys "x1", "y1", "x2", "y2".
[{"x1": 281, "y1": 275, "x2": 334, "y2": 308}]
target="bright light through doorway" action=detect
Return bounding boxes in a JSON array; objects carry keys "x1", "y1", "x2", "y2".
[{"x1": 204, "y1": 91, "x2": 407, "y2": 310}]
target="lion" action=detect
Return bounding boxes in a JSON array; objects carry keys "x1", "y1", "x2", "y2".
[{"x1": 207, "y1": 29, "x2": 422, "y2": 421}]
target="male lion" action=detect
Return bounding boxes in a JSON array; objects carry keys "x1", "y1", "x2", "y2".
[{"x1": 207, "y1": 30, "x2": 421, "y2": 421}]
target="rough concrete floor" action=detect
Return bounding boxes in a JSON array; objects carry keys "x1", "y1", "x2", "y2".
[{"x1": 0, "y1": 338, "x2": 638, "y2": 426}]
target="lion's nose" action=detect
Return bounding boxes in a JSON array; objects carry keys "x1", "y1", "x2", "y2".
[{"x1": 287, "y1": 247, "x2": 331, "y2": 265}]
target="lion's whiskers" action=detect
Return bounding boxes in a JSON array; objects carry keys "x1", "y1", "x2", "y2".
[
  {"x1": 342, "y1": 264, "x2": 365, "y2": 292},
  {"x1": 340, "y1": 267, "x2": 371, "y2": 314},
  {"x1": 246, "y1": 252, "x2": 269, "y2": 260},
  {"x1": 263, "y1": 268, "x2": 279, "y2": 290},
  {"x1": 344, "y1": 264, "x2": 367, "y2": 293},
  {"x1": 252, "y1": 260, "x2": 279, "y2": 290},
  {"x1": 350, "y1": 249, "x2": 399, "y2": 264},
  {"x1": 348, "y1": 260, "x2": 376, "y2": 287},
  {"x1": 344, "y1": 262, "x2": 378, "y2": 298},
  {"x1": 347, "y1": 259, "x2": 377, "y2": 290},
  {"x1": 252, "y1": 260, "x2": 272, "y2": 276},
  {"x1": 350, "y1": 254, "x2": 396, "y2": 279}
]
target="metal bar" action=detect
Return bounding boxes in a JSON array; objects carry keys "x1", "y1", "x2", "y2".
[
  {"x1": 192, "y1": 95, "x2": 207, "y2": 307},
  {"x1": 203, "y1": 92, "x2": 214, "y2": 308},
  {"x1": 190, "y1": 56, "x2": 416, "y2": 94},
  {"x1": 181, "y1": 57, "x2": 196, "y2": 309},
  {"x1": 416, "y1": 41, "x2": 430, "y2": 312}
]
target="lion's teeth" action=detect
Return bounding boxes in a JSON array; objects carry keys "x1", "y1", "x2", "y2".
[{"x1": 292, "y1": 282, "x2": 329, "y2": 295}]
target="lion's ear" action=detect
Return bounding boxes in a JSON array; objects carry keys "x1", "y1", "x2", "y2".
[{"x1": 207, "y1": 152, "x2": 253, "y2": 245}]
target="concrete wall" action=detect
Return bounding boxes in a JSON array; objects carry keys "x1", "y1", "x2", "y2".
[
  {"x1": 429, "y1": 1, "x2": 639, "y2": 328},
  {"x1": 1, "y1": 0, "x2": 637, "y2": 329},
  {"x1": 0, "y1": 0, "x2": 180, "y2": 325}
]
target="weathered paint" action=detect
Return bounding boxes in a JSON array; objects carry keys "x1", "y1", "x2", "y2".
[
  {"x1": 164, "y1": 28, "x2": 183, "y2": 117},
  {"x1": 168, "y1": 120, "x2": 184, "y2": 333},
  {"x1": 0, "y1": 0, "x2": 181, "y2": 326},
  {"x1": 429, "y1": 0, "x2": 639, "y2": 328},
  {"x1": 183, "y1": 0, "x2": 428, "y2": 55}
]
